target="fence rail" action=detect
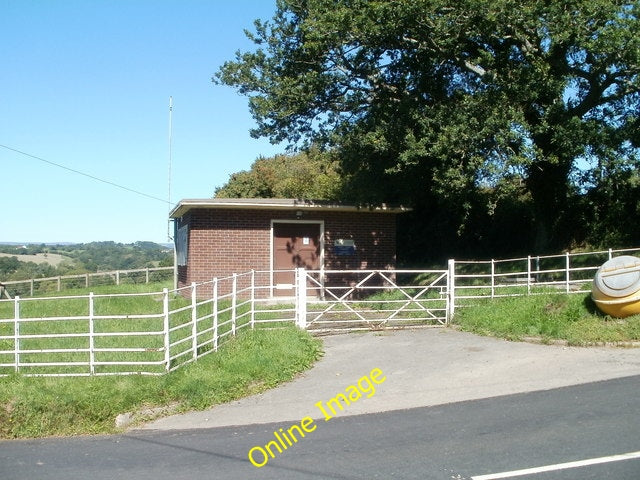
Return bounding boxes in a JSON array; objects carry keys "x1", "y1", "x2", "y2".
[{"x1": 1, "y1": 247, "x2": 638, "y2": 377}]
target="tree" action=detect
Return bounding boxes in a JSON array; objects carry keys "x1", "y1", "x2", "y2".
[
  {"x1": 580, "y1": 152, "x2": 640, "y2": 246},
  {"x1": 216, "y1": 0, "x2": 640, "y2": 254},
  {"x1": 215, "y1": 147, "x2": 344, "y2": 200}
]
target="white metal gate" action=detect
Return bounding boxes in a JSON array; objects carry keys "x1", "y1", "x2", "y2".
[{"x1": 295, "y1": 268, "x2": 449, "y2": 332}]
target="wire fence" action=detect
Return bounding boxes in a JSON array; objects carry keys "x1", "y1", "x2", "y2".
[{"x1": 0, "y1": 266, "x2": 174, "y2": 298}]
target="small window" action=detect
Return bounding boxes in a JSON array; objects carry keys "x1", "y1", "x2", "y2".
[{"x1": 176, "y1": 224, "x2": 189, "y2": 266}]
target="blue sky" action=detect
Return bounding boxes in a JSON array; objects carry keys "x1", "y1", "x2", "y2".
[{"x1": 1, "y1": 0, "x2": 283, "y2": 244}]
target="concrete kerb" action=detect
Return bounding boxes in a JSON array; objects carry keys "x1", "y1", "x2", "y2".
[{"x1": 134, "y1": 328, "x2": 640, "y2": 432}]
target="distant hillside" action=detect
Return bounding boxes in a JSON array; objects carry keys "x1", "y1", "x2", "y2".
[
  {"x1": 0, "y1": 242, "x2": 173, "y2": 281},
  {"x1": 0, "y1": 242, "x2": 77, "y2": 246},
  {"x1": 0, "y1": 252, "x2": 74, "y2": 268}
]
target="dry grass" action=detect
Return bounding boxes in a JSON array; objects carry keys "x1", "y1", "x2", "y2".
[{"x1": 0, "y1": 252, "x2": 74, "y2": 267}]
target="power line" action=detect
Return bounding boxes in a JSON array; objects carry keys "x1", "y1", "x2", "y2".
[{"x1": 0, "y1": 143, "x2": 172, "y2": 205}]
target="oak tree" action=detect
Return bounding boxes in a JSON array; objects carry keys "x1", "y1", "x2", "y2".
[{"x1": 216, "y1": 0, "x2": 639, "y2": 253}]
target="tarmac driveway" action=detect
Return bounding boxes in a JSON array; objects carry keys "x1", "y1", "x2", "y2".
[{"x1": 137, "y1": 328, "x2": 640, "y2": 431}]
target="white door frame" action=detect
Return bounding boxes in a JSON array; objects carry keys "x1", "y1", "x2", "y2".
[{"x1": 270, "y1": 219, "x2": 324, "y2": 297}]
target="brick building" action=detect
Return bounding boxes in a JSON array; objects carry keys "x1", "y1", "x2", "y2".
[{"x1": 169, "y1": 198, "x2": 407, "y2": 296}]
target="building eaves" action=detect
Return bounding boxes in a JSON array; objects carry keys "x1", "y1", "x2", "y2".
[{"x1": 169, "y1": 198, "x2": 410, "y2": 219}]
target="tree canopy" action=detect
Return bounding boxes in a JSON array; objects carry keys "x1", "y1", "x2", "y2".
[
  {"x1": 214, "y1": 147, "x2": 343, "y2": 199},
  {"x1": 216, "y1": 0, "x2": 640, "y2": 257}
]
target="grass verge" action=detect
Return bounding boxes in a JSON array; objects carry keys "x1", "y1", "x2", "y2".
[
  {"x1": 455, "y1": 292, "x2": 640, "y2": 345},
  {"x1": 0, "y1": 325, "x2": 322, "y2": 439}
]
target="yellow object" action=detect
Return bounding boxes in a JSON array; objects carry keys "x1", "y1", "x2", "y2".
[{"x1": 591, "y1": 255, "x2": 640, "y2": 318}]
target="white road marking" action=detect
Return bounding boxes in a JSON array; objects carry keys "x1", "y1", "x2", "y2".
[{"x1": 471, "y1": 450, "x2": 640, "y2": 480}]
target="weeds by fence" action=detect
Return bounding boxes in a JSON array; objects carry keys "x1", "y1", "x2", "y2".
[{"x1": 1, "y1": 247, "x2": 638, "y2": 377}]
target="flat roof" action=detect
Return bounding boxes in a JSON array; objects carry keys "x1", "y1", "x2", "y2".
[{"x1": 169, "y1": 198, "x2": 410, "y2": 218}]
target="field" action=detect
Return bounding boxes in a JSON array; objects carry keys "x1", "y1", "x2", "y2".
[{"x1": 0, "y1": 252, "x2": 75, "y2": 267}]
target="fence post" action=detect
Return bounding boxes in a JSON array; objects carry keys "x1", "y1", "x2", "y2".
[
  {"x1": 145, "y1": 267, "x2": 150, "y2": 284},
  {"x1": 296, "y1": 268, "x2": 307, "y2": 329},
  {"x1": 191, "y1": 282, "x2": 198, "y2": 361},
  {"x1": 231, "y1": 273, "x2": 237, "y2": 336},
  {"x1": 565, "y1": 252, "x2": 571, "y2": 293},
  {"x1": 116, "y1": 270, "x2": 121, "y2": 285},
  {"x1": 30, "y1": 279, "x2": 34, "y2": 297},
  {"x1": 14, "y1": 296, "x2": 20, "y2": 373},
  {"x1": 89, "y1": 292, "x2": 95, "y2": 375},
  {"x1": 527, "y1": 256, "x2": 532, "y2": 295},
  {"x1": 212, "y1": 278, "x2": 219, "y2": 352},
  {"x1": 250, "y1": 270, "x2": 256, "y2": 329},
  {"x1": 447, "y1": 259, "x2": 455, "y2": 323},
  {"x1": 163, "y1": 288, "x2": 170, "y2": 372},
  {"x1": 85, "y1": 274, "x2": 90, "y2": 288},
  {"x1": 57, "y1": 276, "x2": 61, "y2": 292},
  {"x1": 490, "y1": 259, "x2": 495, "y2": 298}
]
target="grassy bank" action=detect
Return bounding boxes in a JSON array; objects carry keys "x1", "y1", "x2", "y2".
[
  {"x1": 455, "y1": 292, "x2": 640, "y2": 345},
  {"x1": 0, "y1": 326, "x2": 322, "y2": 439}
]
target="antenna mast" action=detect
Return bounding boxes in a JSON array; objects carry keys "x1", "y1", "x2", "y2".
[{"x1": 167, "y1": 96, "x2": 173, "y2": 241}]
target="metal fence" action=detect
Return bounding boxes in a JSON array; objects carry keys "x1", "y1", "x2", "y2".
[
  {"x1": 450, "y1": 247, "x2": 640, "y2": 306},
  {"x1": 0, "y1": 270, "x2": 296, "y2": 377},
  {"x1": 1, "y1": 247, "x2": 638, "y2": 377}
]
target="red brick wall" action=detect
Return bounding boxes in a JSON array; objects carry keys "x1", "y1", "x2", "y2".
[
  {"x1": 176, "y1": 208, "x2": 397, "y2": 292},
  {"x1": 323, "y1": 211, "x2": 397, "y2": 271}
]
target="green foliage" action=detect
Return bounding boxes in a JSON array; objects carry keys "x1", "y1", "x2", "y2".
[
  {"x1": 455, "y1": 292, "x2": 640, "y2": 345},
  {"x1": 215, "y1": 146, "x2": 344, "y2": 200},
  {"x1": 0, "y1": 256, "x2": 28, "y2": 278},
  {"x1": 216, "y1": 0, "x2": 640, "y2": 258},
  {"x1": 0, "y1": 326, "x2": 323, "y2": 438},
  {"x1": 63, "y1": 241, "x2": 172, "y2": 272},
  {"x1": 578, "y1": 154, "x2": 640, "y2": 247},
  {"x1": 0, "y1": 255, "x2": 61, "y2": 280},
  {"x1": 0, "y1": 242, "x2": 173, "y2": 281}
]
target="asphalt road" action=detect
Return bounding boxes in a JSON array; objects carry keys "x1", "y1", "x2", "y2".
[
  {"x1": 1, "y1": 375, "x2": 639, "y2": 480},
  {"x1": 140, "y1": 328, "x2": 640, "y2": 430},
  {"x1": 2, "y1": 329, "x2": 640, "y2": 479}
]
